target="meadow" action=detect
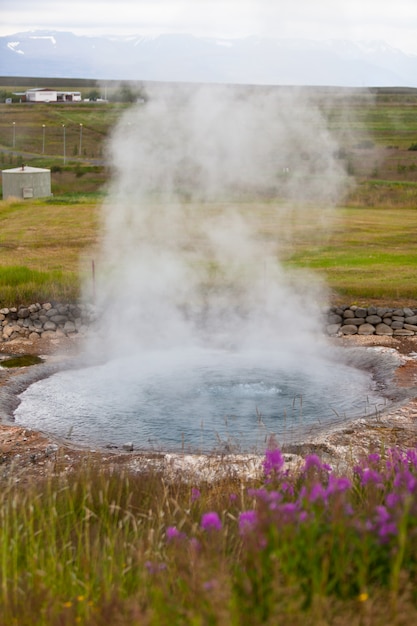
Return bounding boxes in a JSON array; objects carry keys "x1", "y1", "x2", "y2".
[
  {"x1": 1, "y1": 447, "x2": 417, "y2": 625},
  {"x1": 1, "y1": 84, "x2": 417, "y2": 624},
  {"x1": 1, "y1": 84, "x2": 417, "y2": 307}
]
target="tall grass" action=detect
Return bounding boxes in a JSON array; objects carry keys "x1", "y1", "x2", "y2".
[
  {"x1": 1, "y1": 447, "x2": 417, "y2": 624},
  {"x1": 0, "y1": 266, "x2": 79, "y2": 305}
]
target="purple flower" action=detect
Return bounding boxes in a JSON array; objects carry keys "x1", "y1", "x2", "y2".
[
  {"x1": 201, "y1": 512, "x2": 222, "y2": 532},
  {"x1": 145, "y1": 561, "x2": 167, "y2": 574},
  {"x1": 263, "y1": 448, "x2": 284, "y2": 478},
  {"x1": 303, "y1": 454, "x2": 331, "y2": 473},
  {"x1": 239, "y1": 510, "x2": 257, "y2": 534},
  {"x1": 229, "y1": 493, "x2": 237, "y2": 502},
  {"x1": 191, "y1": 488, "x2": 201, "y2": 502},
  {"x1": 326, "y1": 475, "x2": 352, "y2": 495},
  {"x1": 166, "y1": 526, "x2": 185, "y2": 542},
  {"x1": 308, "y1": 483, "x2": 328, "y2": 503},
  {"x1": 386, "y1": 492, "x2": 401, "y2": 508},
  {"x1": 355, "y1": 467, "x2": 383, "y2": 487}
]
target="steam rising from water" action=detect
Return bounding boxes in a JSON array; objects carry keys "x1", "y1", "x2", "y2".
[
  {"x1": 17, "y1": 85, "x2": 383, "y2": 452},
  {"x1": 86, "y1": 85, "x2": 348, "y2": 357}
]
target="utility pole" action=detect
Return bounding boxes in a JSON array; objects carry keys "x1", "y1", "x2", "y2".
[{"x1": 62, "y1": 124, "x2": 66, "y2": 165}]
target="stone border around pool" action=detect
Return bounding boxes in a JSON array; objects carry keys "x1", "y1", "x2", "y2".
[{"x1": 1, "y1": 302, "x2": 417, "y2": 345}]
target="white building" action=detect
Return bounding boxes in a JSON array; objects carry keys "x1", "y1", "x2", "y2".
[
  {"x1": 24, "y1": 88, "x2": 82, "y2": 103},
  {"x1": 2, "y1": 165, "x2": 52, "y2": 200},
  {"x1": 26, "y1": 88, "x2": 58, "y2": 103}
]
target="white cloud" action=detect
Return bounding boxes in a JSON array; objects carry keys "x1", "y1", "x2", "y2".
[{"x1": 2, "y1": 0, "x2": 417, "y2": 54}]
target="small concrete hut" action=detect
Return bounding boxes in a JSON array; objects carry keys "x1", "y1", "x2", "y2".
[{"x1": 2, "y1": 165, "x2": 52, "y2": 200}]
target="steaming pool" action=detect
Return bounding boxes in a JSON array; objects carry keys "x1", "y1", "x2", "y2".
[{"x1": 13, "y1": 347, "x2": 392, "y2": 453}]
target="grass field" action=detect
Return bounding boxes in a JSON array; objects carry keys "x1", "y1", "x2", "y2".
[{"x1": 1, "y1": 84, "x2": 417, "y2": 306}]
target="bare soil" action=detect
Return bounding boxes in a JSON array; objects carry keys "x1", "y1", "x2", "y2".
[{"x1": 1, "y1": 333, "x2": 417, "y2": 482}]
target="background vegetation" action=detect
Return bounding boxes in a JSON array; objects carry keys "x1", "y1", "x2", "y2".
[{"x1": 1, "y1": 83, "x2": 417, "y2": 306}]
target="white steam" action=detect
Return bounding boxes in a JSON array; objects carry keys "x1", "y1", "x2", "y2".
[{"x1": 85, "y1": 84, "x2": 348, "y2": 359}]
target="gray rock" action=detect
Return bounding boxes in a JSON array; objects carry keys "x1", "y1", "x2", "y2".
[
  {"x1": 50, "y1": 315, "x2": 69, "y2": 324},
  {"x1": 17, "y1": 307, "x2": 30, "y2": 318},
  {"x1": 391, "y1": 321, "x2": 404, "y2": 329},
  {"x1": 375, "y1": 323, "x2": 393, "y2": 335},
  {"x1": 328, "y1": 314, "x2": 343, "y2": 324},
  {"x1": 366, "y1": 315, "x2": 382, "y2": 325},
  {"x1": 64, "y1": 321, "x2": 77, "y2": 333},
  {"x1": 43, "y1": 320, "x2": 57, "y2": 331},
  {"x1": 393, "y1": 329, "x2": 414, "y2": 336},
  {"x1": 404, "y1": 323, "x2": 417, "y2": 332},
  {"x1": 340, "y1": 325, "x2": 358, "y2": 334},
  {"x1": 344, "y1": 318, "x2": 363, "y2": 326},
  {"x1": 326, "y1": 324, "x2": 341, "y2": 335},
  {"x1": 41, "y1": 330, "x2": 58, "y2": 339},
  {"x1": 404, "y1": 315, "x2": 417, "y2": 325},
  {"x1": 343, "y1": 310, "x2": 355, "y2": 318},
  {"x1": 403, "y1": 307, "x2": 415, "y2": 317},
  {"x1": 358, "y1": 324, "x2": 375, "y2": 335}
]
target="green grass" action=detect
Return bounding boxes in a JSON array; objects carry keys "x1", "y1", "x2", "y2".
[{"x1": 1, "y1": 448, "x2": 417, "y2": 625}]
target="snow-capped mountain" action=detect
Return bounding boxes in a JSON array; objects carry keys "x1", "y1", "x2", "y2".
[{"x1": 1, "y1": 30, "x2": 417, "y2": 87}]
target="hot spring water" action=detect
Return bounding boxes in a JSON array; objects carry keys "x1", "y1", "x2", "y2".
[{"x1": 14, "y1": 347, "x2": 387, "y2": 452}]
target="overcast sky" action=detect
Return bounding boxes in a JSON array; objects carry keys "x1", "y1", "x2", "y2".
[{"x1": 2, "y1": 0, "x2": 417, "y2": 55}]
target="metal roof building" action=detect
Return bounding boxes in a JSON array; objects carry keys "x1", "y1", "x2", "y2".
[{"x1": 2, "y1": 165, "x2": 52, "y2": 200}]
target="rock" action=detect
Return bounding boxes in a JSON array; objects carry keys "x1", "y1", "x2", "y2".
[
  {"x1": 328, "y1": 314, "x2": 343, "y2": 324},
  {"x1": 43, "y1": 320, "x2": 57, "y2": 331},
  {"x1": 41, "y1": 330, "x2": 58, "y2": 339},
  {"x1": 375, "y1": 323, "x2": 394, "y2": 335},
  {"x1": 391, "y1": 321, "x2": 404, "y2": 329},
  {"x1": 344, "y1": 318, "x2": 363, "y2": 326},
  {"x1": 64, "y1": 321, "x2": 77, "y2": 334},
  {"x1": 122, "y1": 442, "x2": 134, "y2": 452},
  {"x1": 366, "y1": 315, "x2": 382, "y2": 325},
  {"x1": 358, "y1": 323, "x2": 376, "y2": 335},
  {"x1": 326, "y1": 324, "x2": 341, "y2": 335},
  {"x1": 404, "y1": 323, "x2": 417, "y2": 332},
  {"x1": 50, "y1": 315, "x2": 69, "y2": 324},
  {"x1": 340, "y1": 325, "x2": 358, "y2": 335},
  {"x1": 404, "y1": 315, "x2": 417, "y2": 325}
]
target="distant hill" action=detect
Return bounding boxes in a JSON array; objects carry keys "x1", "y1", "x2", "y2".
[{"x1": 1, "y1": 30, "x2": 417, "y2": 87}]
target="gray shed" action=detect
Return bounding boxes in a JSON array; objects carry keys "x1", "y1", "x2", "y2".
[{"x1": 2, "y1": 165, "x2": 52, "y2": 200}]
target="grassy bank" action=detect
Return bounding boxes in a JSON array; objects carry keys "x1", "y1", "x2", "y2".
[
  {"x1": 1, "y1": 447, "x2": 417, "y2": 625},
  {"x1": 1, "y1": 192, "x2": 417, "y2": 307}
]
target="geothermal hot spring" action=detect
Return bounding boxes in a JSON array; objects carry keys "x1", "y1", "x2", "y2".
[{"x1": 14, "y1": 86, "x2": 396, "y2": 452}]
